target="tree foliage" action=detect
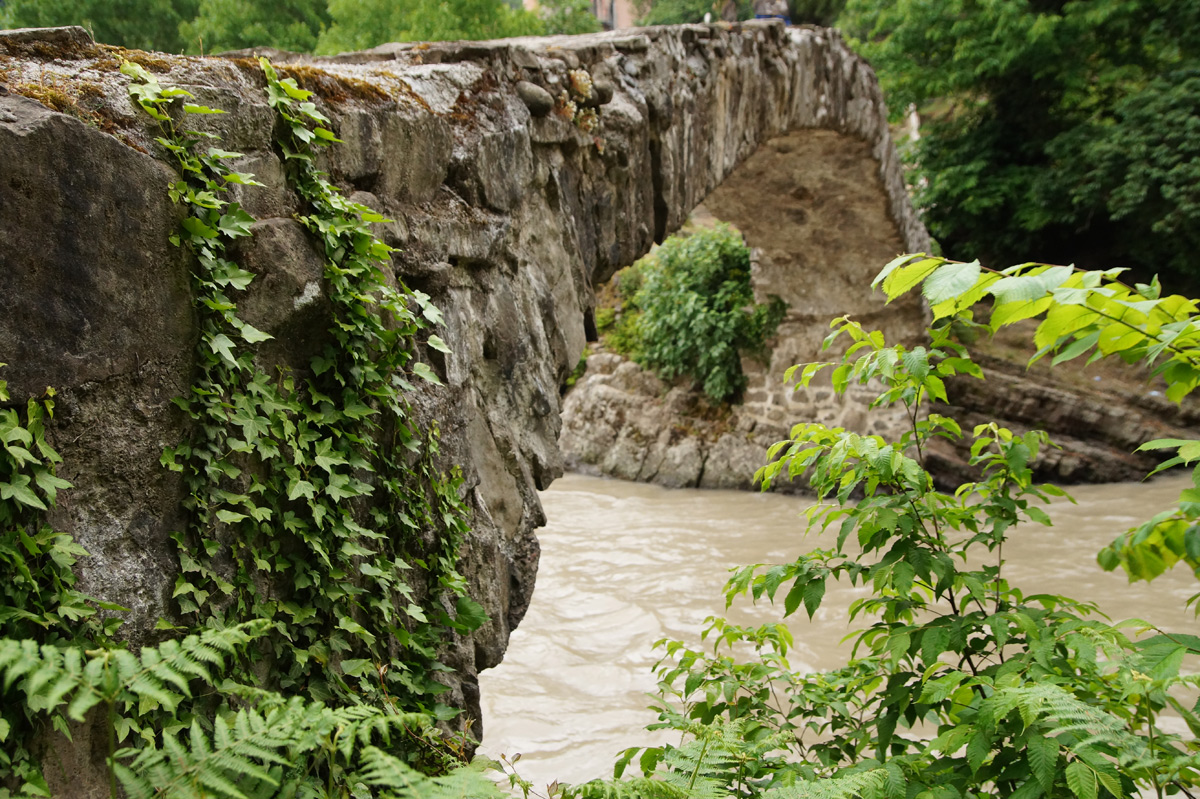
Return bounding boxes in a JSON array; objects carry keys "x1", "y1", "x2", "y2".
[
  {"x1": 3, "y1": 0, "x2": 199, "y2": 52},
  {"x1": 317, "y1": 0, "x2": 544, "y2": 53},
  {"x1": 580, "y1": 320, "x2": 1200, "y2": 797},
  {"x1": 541, "y1": 0, "x2": 603, "y2": 36},
  {"x1": 179, "y1": 0, "x2": 330, "y2": 54},
  {"x1": 636, "y1": 0, "x2": 843, "y2": 25},
  {"x1": 873, "y1": 252, "x2": 1200, "y2": 591},
  {"x1": 839, "y1": 0, "x2": 1200, "y2": 290},
  {"x1": 1, "y1": 0, "x2": 572, "y2": 54},
  {"x1": 562, "y1": 253, "x2": 1200, "y2": 799}
]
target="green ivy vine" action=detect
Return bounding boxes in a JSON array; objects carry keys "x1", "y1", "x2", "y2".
[
  {"x1": 122, "y1": 59, "x2": 485, "y2": 719},
  {"x1": 0, "y1": 368, "x2": 119, "y2": 796}
]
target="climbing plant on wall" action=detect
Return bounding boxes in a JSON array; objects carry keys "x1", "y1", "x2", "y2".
[
  {"x1": 123, "y1": 58, "x2": 484, "y2": 717},
  {"x1": 0, "y1": 56, "x2": 499, "y2": 798}
]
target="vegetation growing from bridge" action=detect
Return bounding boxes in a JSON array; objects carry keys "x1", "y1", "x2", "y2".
[
  {"x1": 0, "y1": 59, "x2": 501, "y2": 798},
  {"x1": 598, "y1": 224, "x2": 787, "y2": 403}
]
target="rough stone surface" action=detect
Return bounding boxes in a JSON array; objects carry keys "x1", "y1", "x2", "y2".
[
  {"x1": 926, "y1": 352, "x2": 1200, "y2": 485},
  {"x1": 1, "y1": 22, "x2": 931, "y2": 787},
  {"x1": 515, "y1": 79, "x2": 554, "y2": 116}
]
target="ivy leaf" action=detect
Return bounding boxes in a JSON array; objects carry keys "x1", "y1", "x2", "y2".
[
  {"x1": 239, "y1": 324, "x2": 273, "y2": 344},
  {"x1": 453, "y1": 596, "x2": 489, "y2": 632},
  {"x1": 33, "y1": 471, "x2": 71, "y2": 505},
  {"x1": 412, "y1": 362, "x2": 442, "y2": 385},
  {"x1": 182, "y1": 217, "x2": 217, "y2": 240},
  {"x1": 0, "y1": 475, "x2": 47, "y2": 510},
  {"x1": 287, "y1": 480, "x2": 316, "y2": 501},
  {"x1": 183, "y1": 103, "x2": 225, "y2": 115},
  {"x1": 217, "y1": 207, "x2": 255, "y2": 239},
  {"x1": 339, "y1": 658, "x2": 372, "y2": 677},
  {"x1": 337, "y1": 615, "x2": 377, "y2": 645},
  {"x1": 314, "y1": 440, "x2": 348, "y2": 474},
  {"x1": 427, "y1": 335, "x2": 452, "y2": 354},
  {"x1": 208, "y1": 334, "x2": 238, "y2": 366}
]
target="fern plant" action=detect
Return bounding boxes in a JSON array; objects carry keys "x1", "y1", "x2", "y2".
[{"x1": 0, "y1": 619, "x2": 506, "y2": 799}]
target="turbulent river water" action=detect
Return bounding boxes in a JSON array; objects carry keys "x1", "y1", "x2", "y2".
[{"x1": 477, "y1": 472, "x2": 1197, "y2": 788}]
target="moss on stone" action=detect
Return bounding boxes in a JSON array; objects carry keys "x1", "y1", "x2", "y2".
[{"x1": 278, "y1": 64, "x2": 392, "y2": 105}]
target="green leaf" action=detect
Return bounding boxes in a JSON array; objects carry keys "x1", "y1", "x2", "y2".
[
  {"x1": 0, "y1": 475, "x2": 47, "y2": 510},
  {"x1": 183, "y1": 103, "x2": 225, "y2": 115},
  {"x1": 412, "y1": 362, "x2": 442, "y2": 385},
  {"x1": 208, "y1": 333, "x2": 238, "y2": 366},
  {"x1": 1065, "y1": 761, "x2": 1097, "y2": 799},
  {"x1": 1026, "y1": 735, "x2": 1057, "y2": 789},
  {"x1": 881, "y1": 257, "x2": 942, "y2": 301},
  {"x1": 453, "y1": 595, "x2": 489, "y2": 631},
  {"x1": 922, "y1": 260, "x2": 981, "y2": 305},
  {"x1": 239, "y1": 324, "x2": 273, "y2": 344},
  {"x1": 287, "y1": 480, "x2": 316, "y2": 501},
  {"x1": 802, "y1": 577, "x2": 826, "y2": 618},
  {"x1": 340, "y1": 658, "x2": 373, "y2": 677}
]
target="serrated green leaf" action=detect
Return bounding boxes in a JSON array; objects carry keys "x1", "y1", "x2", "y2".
[
  {"x1": 1065, "y1": 761, "x2": 1096, "y2": 799},
  {"x1": 923, "y1": 260, "x2": 981, "y2": 305}
]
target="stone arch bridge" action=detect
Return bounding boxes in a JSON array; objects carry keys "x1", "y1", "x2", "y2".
[{"x1": 0, "y1": 20, "x2": 931, "y2": 753}]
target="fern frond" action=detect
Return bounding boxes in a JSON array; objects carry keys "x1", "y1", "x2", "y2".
[
  {"x1": 357, "y1": 745, "x2": 506, "y2": 798},
  {"x1": 763, "y1": 767, "x2": 889, "y2": 799},
  {"x1": 338, "y1": 708, "x2": 432, "y2": 762},
  {"x1": 1, "y1": 620, "x2": 273, "y2": 722},
  {"x1": 566, "y1": 777, "x2": 692, "y2": 799},
  {"x1": 987, "y1": 684, "x2": 1158, "y2": 771},
  {"x1": 115, "y1": 703, "x2": 303, "y2": 799}
]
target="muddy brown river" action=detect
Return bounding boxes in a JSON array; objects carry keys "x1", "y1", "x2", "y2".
[{"x1": 478, "y1": 472, "x2": 1196, "y2": 788}]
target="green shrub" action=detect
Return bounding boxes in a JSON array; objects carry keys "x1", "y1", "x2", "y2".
[
  {"x1": 632, "y1": 224, "x2": 786, "y2": 403},
  {"x1": 594, "y1": 307, "x2": 617, "y2": 333}
]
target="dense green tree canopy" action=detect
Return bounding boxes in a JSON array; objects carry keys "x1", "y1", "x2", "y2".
[
  {"x1": 180, "y1": 0, "x2": 329, "y2": 53},
  {"x1": 840, "y1": 0, "x2": 1200, "y2": 291},
  {"x1": 317, "y1": 0, "x2": 544, "y2": 52},
  {"x1": 540, "y1": 0, "x2": 603, "y2": 35},
  {"x1": 0, "y1": 0, "x2": 575, "y2": 53},
  {"x1": 637, "y1": 0, "x2": 842, "y2": 26},
  {"x1": 4, "y1": 0, "x2": 199, "y2": 52}
]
